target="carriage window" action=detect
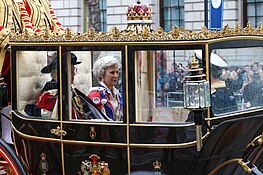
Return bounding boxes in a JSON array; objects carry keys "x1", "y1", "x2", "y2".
[
  {"x1": 135, "y1": 50, "x2": 197, "y2": 123},
  {"x1": 68, "y1": 51, "x2": 123, "y2": 122},
  {"x1": 17, "y1": 50, "x2": 59, "y2": 119},
  {"x1": 210, "y1": 47, "x2": 263, "y2": 116}
]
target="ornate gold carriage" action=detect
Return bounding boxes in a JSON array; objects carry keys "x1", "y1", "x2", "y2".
[{"x1": 0, "y1": 0, "x2": 262, "y2": 175}]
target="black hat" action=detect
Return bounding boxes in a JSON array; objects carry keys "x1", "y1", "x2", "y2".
[{"x1": 41, "y1": 53, "x2": 81, "y2": 73}]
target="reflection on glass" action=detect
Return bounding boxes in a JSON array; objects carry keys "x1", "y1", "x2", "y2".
[
  {"x1": 210, "y1": 47, "x2": 263, "y2": 115},
  {"x1": 135, "y1": 50, "x2": 200, "y2": 123}
]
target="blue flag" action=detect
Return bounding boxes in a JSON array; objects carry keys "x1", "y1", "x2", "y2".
[{"x1": 210, "y1": 0, "x2": 224, "y2": 30}]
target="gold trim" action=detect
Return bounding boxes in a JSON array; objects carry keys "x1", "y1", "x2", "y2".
[
  {"x1": 12, "y1": 110, "x2": 60, "y2": 123},
  {"x1": 12, "y1": 111, "x2": 127, "y2": 125},
  {"x1": 58, "y1": 47, "x2": 65, "y2": 175},
  {"x1": 130, "y1": 143, "x2": 197, "y2": 148},
  {"x1": 208, "y1": 158, "x2": 242, "y2": 175},
  {"x1": 129, "y1": 123, "x2": 195, "y2": 127},
  {"x1": 9, "y1": 35, "x2": 263, "y2": 47},
  {"x1": 206, "y1": 107, "x2": 263, "y2": 121},
  {"x1": 61, "y1": 142, "x2": 65, "y2": 175},
  {"x1": 8, "y1": 22, "x2": 263, "y2": 43},
  {"x1": 62, "y1": 140, "x2": 127, "y2": 147},
  {"x1": 238, "y1": 159, "x2": 253, "y2": 174},
  {"x1": 247, "y1": 133, "x2": 263, "y2": 148},
  {"x1": 9, "y1": 40, "x2": 209, "y2": 47},
  {"x1": 207, "y1": 35, "x2": 263, "y2": 44},
  {"x1": 205, "y1": 44, "x2": 211, "y2": 126},
  {"x1": 16, "y1": 127, "x2": 128, "y2": 149},
  {"x1": 125, "y1": 45, "x2": 131, "y2": 174},
  {"x1": 62, "y1": 140, "x2": 128, "y2": 147},
  {"x1": 62, "y1": 120, "x2": 126, "y2": 126},
  {"x1": 12, "y1": 124, "x2": 61, "y2": 142},
  {"x1": 130, "y1": 133, "x2": 209, "y2": 148}
]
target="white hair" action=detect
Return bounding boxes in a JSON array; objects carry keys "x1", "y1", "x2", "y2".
[{"x1": 93, "y1": 56, "x2": 120, "y2": 81}]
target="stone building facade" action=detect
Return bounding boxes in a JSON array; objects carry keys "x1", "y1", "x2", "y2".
[{"x1": 50, "y1": 0, "x2": 244, "y2": 33}]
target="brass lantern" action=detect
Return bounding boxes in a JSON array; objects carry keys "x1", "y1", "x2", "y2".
[{"x1": 183, "y1": 54, "x2": 211, "y2": 151}]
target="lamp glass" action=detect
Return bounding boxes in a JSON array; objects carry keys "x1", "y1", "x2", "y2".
[
  {"x1": 204, "y1": 81, "x2": 211, "y2": 108},
  {"x1": 183, "y1": 81, "x2": 211, "y2": 109},
  {"x1": 183, "y1": 82, "x2": 200, "y2": 109},
  {"x1": 199, "y1": 82, "x2": 205, "y2": 108}
]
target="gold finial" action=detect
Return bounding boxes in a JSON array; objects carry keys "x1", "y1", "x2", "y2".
[{"x1": 190, "y1": 54, "x2": 199, "y2": 69}]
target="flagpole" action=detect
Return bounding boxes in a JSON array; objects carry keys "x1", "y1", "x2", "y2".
[{"x1": 204, "y1": 0, "x2": 208, "y2": 28}]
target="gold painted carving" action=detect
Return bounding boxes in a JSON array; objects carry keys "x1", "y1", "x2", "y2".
[
  {"x1": 7, "y1": 22, "x2": 263, "y2": 42},
  {"x1": 50, "y1": 126, "x2": 67, "y2": 137}
]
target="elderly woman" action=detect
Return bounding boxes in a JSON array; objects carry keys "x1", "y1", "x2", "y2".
[{"x1": 88, "y1": 56, "x2": 123, "y2": 121}]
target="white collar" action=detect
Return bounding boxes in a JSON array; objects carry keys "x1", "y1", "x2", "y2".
[{"x1": 100, "y1": 81, "x2": 119, "y2": 96}]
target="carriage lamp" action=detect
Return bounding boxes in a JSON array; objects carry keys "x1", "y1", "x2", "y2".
[{"x1": 183, "y1": 54, "x2": 211, "y2": 151}]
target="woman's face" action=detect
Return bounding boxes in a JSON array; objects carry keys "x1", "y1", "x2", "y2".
[{"x1": 103, "y1": 64, "x2": 119, "y2": 89}]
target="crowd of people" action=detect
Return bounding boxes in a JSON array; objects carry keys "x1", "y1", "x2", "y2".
[
  {"x1": 156, "y1": 63, "x2": 187, "y2": 92},
  {"x1": 156, "y1": 61, "x2": 263, "y2": 110},
  {"x1": 221, "y1": 62, "x2": 263, "y2": 109},
  {"x1": 156, "y1": 62, "x2": 188, "y2": 106}
]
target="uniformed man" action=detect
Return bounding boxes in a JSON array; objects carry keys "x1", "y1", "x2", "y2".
[
  {"x1": 34, "y1": 53, "x2": 81, "y2": 118},
  {"x1": 210, "y1": 53, "x2": 237, "y2": 115}
]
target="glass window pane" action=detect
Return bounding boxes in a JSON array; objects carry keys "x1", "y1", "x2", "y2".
[
  {"x1": 210, "y1": 47, "x2": 263, "y2": 116},
  {"x1": 17, "y1": 51, "x2": 59, "y2": 119},
  {"x1": 163, "y1": 8, "x2": 171, "y2": 20},
  {"x1": 164, "y1": 20, "x2": 171, "y2": 31},
  {"x1": 179, "y1": 0, "x2": 184, "y2": 6},
  {"x1": 248, "y1": 17, "x2": 255, "y2": 26},
  {"x1": 171, "y1": 0, "x2": 178, "y2": 6},
  {"x1": 172, "y1": 20, "x2": 178, "y2": 27},
  {"x1": 134, "y1": 50, "x2": 201, "y2": 123},
  {"x1": 257, "y1": 17, "x2": 263, "y2": 24},
  {"x1": 163, "y1": 0, "x2": 171, "y2": 6},
  {"x1": 100, "y1": 0, "x2": 107, "y2": 32},
  {"x1": 256, "y1": 3, "x2": 263, "y2": 15},
  {"x1": 247, "y1": 4, "x2": 255, "y2": 16},
  {"x1": 100, "y1": 0, "x2": 103, "y2": 9},
  {"x1": 69, "y1": 51, "x2": 123, "y2": 122}
]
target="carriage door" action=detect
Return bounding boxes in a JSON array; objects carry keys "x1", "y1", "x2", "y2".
[
  {"x1": 60, "y1": 46, "x2": 128, "y2": 175},
  {"x1": 128, "y1": 45, "x2": 209, "y2": 174},
  {"x1": 11, "y1": 46, "x2": 63, "y2": 175}
]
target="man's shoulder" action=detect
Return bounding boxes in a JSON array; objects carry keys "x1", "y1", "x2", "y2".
[{"x1": 42, "y1": 81, "x2": 57, "y2": 91}]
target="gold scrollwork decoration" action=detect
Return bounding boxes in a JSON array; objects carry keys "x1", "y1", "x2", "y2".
[
  {"x1": 50, "y1": 126, "x2": 67, "y2": 137},
  {"x1": 8, "y1": 22, "x2": 263, "y2": 43}
]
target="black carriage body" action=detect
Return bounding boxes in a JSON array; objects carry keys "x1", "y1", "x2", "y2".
[{"x1": 9, "y1": 32, "x2": 263, "y2": 175}]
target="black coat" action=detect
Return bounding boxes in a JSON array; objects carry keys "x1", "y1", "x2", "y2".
[
  {"x1": 211, "y1": 87, "x2": 237, "y2": 115},
  {"x1": 243, "y1": 82, "x2": 263, "y2": 107}
]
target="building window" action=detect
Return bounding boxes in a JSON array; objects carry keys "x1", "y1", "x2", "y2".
[
  {"x1": 160, "y1": 0, "x2": 184, "y2": 32},
  {"x1": 100, "y1": 0, "x2": 107, "y2": 32},
  {"x1": 245, "y1": 0, "x2": 263, "y2": 27}
]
